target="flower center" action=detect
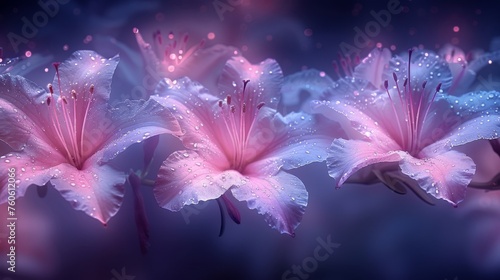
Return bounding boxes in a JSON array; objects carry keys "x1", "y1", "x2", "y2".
[
  {"x1": 217, "y1": 80, "x2": 265, "y2": 171},
  {"x1": 133, "y1": 28, "x2": 205, "y2": 74},
  {"x1": 44, "y1": 63, "x2": 94, "y2": 170},
  {"x1": 383, "y1": 49, "x2": 442, "y2": 156}
]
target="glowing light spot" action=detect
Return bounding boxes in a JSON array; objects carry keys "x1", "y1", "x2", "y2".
[
  {"x1": 304, "y1": 28, "x2": 313, "y2": 36},
  {"x1": 63, "y1": 44, "x2": 69, "y2": 51},
  {"x1": 488, "y1": 60, "x2": 493, "y2": 64},
  {"x1": 453, "y1": 26, "x2": 460, "y2": 32},
  {"x1": 167, "y1": 65, "x2": 175, "y2": 72},
  {"x1": 132, "y1": 27, "x2": 139, "y2": 34},
  {"x1": 376, "y1": 42, "x2": 382, "y2": 48},
  {"x1": 0, "y1": 58, "x2": 2, "y2": 63},
  {"x1": 390, "y1": 44, "x2": 396, "y2": 51},
  {"x1": 207, "y1": 32, "x2": 215, "y2": 40},
  {"x1": 319, "y1": 71, "x2": 326, "y2": 77},
  {"x1": 83, "y1": 35, "x2": 93, "y2": 44},
  {"x1": 44, "y1": 68, "x2": 49, "y2": 72},
  {"x1": 169, "y1": 53, "x2": 177, "y2": 60},
  {"x1": 24, "y1": 51, "x2": 32, "y2": 58}
]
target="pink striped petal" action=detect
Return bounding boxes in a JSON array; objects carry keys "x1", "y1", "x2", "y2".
[{"x1": 399, "y1": 150, "x2": 475, "y2": 205}]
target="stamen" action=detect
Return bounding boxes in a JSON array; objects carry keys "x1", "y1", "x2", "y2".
[
  {"x1": 226, "y1": 95, "x2": 231, "y2": 105},
  {"x1": 218, "y1": 100, "x2": 223, "y2": 107},
  {"x1": 257, "y1": 102, "x2": 265, "y2": 110}
]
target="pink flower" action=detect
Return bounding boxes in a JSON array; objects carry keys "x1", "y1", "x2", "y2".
[
  {"x1": 312, "y1": 48, "x2": 500, "y2": 205},
  {"x1": 0, "y1": 51, "x2": 181, "y2": 224},
  {"x1": 152, "y1": 57, "x2": 336, "y2": 235},
  {"x1": 438, "y1": 44, "x2": 500, "y2": 94},
  {"x1": 133, "y1": 28, "x2": 239, "y2": 93}
]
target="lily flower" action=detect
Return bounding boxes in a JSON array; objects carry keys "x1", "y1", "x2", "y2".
[
  {"x1": 312, "y1": 48, "x2": 500, "y2": 205},
  {"x1": 152, "y1": 56, "x2": 336, "y2": 235},
  {"x1": 0, "y1": 50, "x2": 181, "y2": 224},
  {"x1": 133, "y1": 28, "x2": 239, "y2": 93}
]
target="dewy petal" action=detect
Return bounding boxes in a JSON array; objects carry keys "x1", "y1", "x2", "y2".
[
  {"x1": 327, "y1": 138, "x2": 401, "y2": 186},
  {"x1": 398, "y1": 150, "x2": 476, "y2": 205},
  {"x1": 280, "y1": 69, "x2": 335, "y2": 110},
  {"x1": 95, "y1": 98, "x2": 182, "y2": 164},
  {"x1": 0, "y1": 75, "x2": 47, "y2": 150},
  {"x1": 218, "y1": 56, "x2": 283, "y2": 110},
  {"x1": 49, "y1": 162, "x2": 126, "y2": 224},
  {"x1": 152, "y1": 78, "x2": 228, "y2": 165},
  {"x1": 230, "y1": 170, "x2": 308, "y2": 235},
  {"x1": 171, "y1": 44, "x2": 239, "y2": 93},
  {"x1": 245, "y1": 111, "x2": 340, "y2": 175},
  {"x1": 353, "y1": 47, "x2": 391, "y2": 89},
  {"x1": 53, "y1": 50, "x2": 119, "y2": 103},
  {"x1": 422, "y1": 90, "x2": 500, "y2": 154},
  {"x1": 311, "y1": 99, "x2": 396, "y2": 144},
  {"x1": 0, "y1": 152, "x2": 57, "y2": 203},
  {"x1": 389, "y1": 49, "x2": 453, "y2": 91},
  {"x1": 154, "y1": 150, "x2": 241, "y2": 211}
]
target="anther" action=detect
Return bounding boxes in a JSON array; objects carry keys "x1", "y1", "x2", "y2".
[
  {"x1": 257, "y1": 102, "x2": 265, "y2": 110},
  {"x1": 392, "y1": 72, "x2": 398, "y2": 83},
  {"x1": 226, "y1": 95, "x2": 231, "y2": 105},
  {"x1": 384, "y1": 80, "x2": 389, "y2": 90},
  {"x1": 46, "y1": 96, "x2": 51, "y2": 106},
  {"x1": 436, "y1": 83, "x2": 442, "y2": 92},
  {"x1": 62, "y1": 96, "x2": 68, "y2": 104},
  {"x1": 230, "y1": 105, "x2": 235, "y2": 113},
  {"x1": 422, "y1": 81, "x2": 427, "y2": 89},
  {"x1": 71, "y1": 89, "x2": 77, "y2": 99},
  {"x1": 242, "y1": 103, "x2": 246, "y2": 113},
  {"x1": 48, "y1": 84, "x2": 54, "y2": 94},
  {"x1": 218, "y1": 100, "x2": 223, "y2": 108},
  {"x1": 89, "y1": 84, "x2": 94, "y2": 94},
  {"x1": 243, "y1": 79, "x2": 250, "y2": 90}
]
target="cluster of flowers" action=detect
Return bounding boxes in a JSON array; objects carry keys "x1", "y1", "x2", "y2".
[{"x1": 0, "y1": 29, "x2": 499, "y2": 241}]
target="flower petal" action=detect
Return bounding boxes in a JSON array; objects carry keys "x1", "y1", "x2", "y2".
[
  {"x1": 422, "y1": 90, "x2": 500, "y2": 154},
  {"x1": 230, "y1": 170, "x2": 308, "y2": 235},
  {"x1": 398, "y1": 150, "x2": 475, "y2": 205},
  {"x1": 152, "y1": 78, "x2": 228, "y2": 165},
  {"x1": 218, "y1": 56, "x2": 283, "y2": 110},
  {"x1": 353, "y1": 47, "x2": 391, "y2": 89},
  {"x1": 94, "y1": 98, "x2": 182, "y2": 163},
  {"x1": 0, "y1": 152, "x2": 55, "y2": 203},
  {"x1": 280, "y1": 69, "x2": 335, "y2": 110},
  {"x1": 154, "y1": 150, "x2": 241, "y2": 211},
  {"x1": 0, "y1": 75, "x2": 48, "y2": 150},
  {"x1": 53, "y1": 50, "x2": 119, "y2": 102},
  {"x1": 245, "y1": 111, "x2": 341, "y2": 175},
  {"x1": 49, "y1": 162, "x2": 126, "y2": 224},
  {"x1": 326, "y1": 138, "x2": 401, "y2": 186}
]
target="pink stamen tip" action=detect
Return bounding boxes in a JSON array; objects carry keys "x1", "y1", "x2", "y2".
[
  {"x1": 226, "y1": 95, "x2": 231, "y2": 105},
  {"x1": 384, "y1": 80, "x2": 389, "y2": 89},
  {"x1": 71, "y1": 89, "x2": 77, "y2": 99},
  {"x1": 218, "y1": 100, "x2": 223, "y2": 108},
  {"x1": 62, "y1": 96, "x2": 68, "y2": 104},
  {"x1": 230, "y1": 105, "x2": 235, "y2": 113},
  {"x1": 392, "y1": 72, "x2": 398, "y2": 82},
  {"x1": 257, "y1": 102, "x2": 265, "y2": 110},
  {"x1": 89, "y1": 84, "x2": 95, "y2": 94},
  {"x1": 52, "y1": 62, "x2": 60, "y2": 71},
  {"x1": 132, "y1": 27, "x2": 139, "y2": 34}
]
